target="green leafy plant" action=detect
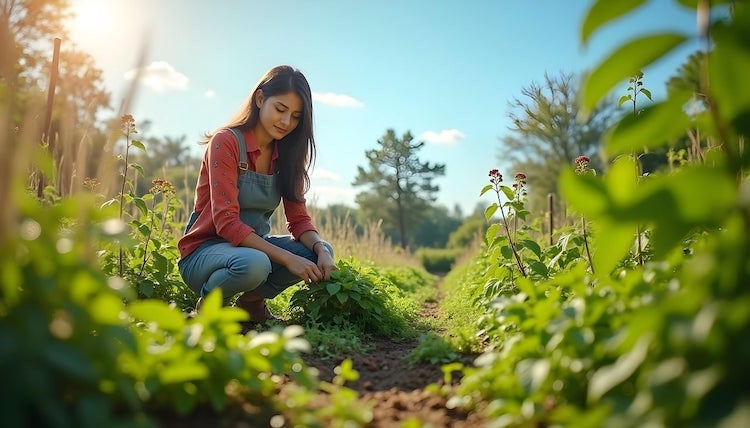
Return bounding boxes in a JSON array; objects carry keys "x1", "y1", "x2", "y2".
[
  {"x1": 407, "y1": 333, "x2": 461, "y2": 366},
  {"x1": 289, "y1": 258, "x2": 419, "y2": 339},
  {"x1": 481, "y1": 169, "x2": 527, "y2": 278},
  {"x1": 99, "y1": 115, "x2": 195, "y2": 309}
]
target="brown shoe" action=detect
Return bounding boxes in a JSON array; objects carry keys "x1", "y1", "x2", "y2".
[{"x1": 235, "y1": 290, "x2": 281, "y2": 323}]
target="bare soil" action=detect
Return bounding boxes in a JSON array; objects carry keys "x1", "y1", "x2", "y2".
[
  {"x1": 301, "y1": 299, "x2": 487, "y2": 427},
  {"x1": 159, "y1": 282, "x2": 487, "y2": 427}
]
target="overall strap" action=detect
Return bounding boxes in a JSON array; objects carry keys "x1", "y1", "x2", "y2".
[{"x1": 228, "y1": 127, "x2": 249, "y2": 176}]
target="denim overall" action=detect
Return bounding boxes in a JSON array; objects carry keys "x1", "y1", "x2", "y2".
[{"x1": 178, "y1": 128, "x2": 331, "y2": 302}]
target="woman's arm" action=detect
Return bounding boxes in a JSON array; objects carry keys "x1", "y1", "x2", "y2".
[{"x1": 298, "y1": 230, "x2": 337, "y2": 281}]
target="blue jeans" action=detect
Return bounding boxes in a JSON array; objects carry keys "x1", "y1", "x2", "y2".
[{"x1": 178, "y1": 236, "x2": 334, "y2": 303}]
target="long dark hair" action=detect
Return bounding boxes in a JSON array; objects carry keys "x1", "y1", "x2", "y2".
[{"x1": 202, "y1": 65, "x2": 315, "y2": 203}]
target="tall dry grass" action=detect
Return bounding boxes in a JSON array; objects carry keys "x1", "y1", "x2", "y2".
[{"x1": 271, "y1": 205, "x2": 420, "y2": 268}]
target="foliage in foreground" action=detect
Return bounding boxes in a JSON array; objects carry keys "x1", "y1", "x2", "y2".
[
  {"x1": 442, "y1": 1, "x2": 750, "y2": 427},
  {"x1": 0, "y1": 191, "x2": 376, "y2": 427}
]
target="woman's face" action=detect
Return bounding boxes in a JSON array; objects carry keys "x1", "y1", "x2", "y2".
[{"x1": 255, "y1": 90, "x2": 303, "y2": 142}]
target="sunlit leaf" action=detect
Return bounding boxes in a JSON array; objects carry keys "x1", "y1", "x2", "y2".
[
  {"x1": 128, "y1": 299, "x2": 185, "y2": 331},
  {"x1": 583, "y1": 34, "x2": 687, "y2": 112},
  {"x1": 618, "y1": 95, "x2": 632, "y2": 107},
  {"x1": 581, "y1": 0, "x2": 646, "y2": 45},
  {"x1": 605, "y1": 156, "x2": 638, "y2": 207},
  {"x1": 485, "y1": 203, "x2": 498, "y2": 221},
  {"x1": 516, "y1": 358, "x2": 551, "y2": 395},
  {"x1": 479, "y1": 184, "x2": 493, "y2": 196},
  {"x1": 131, "y1": 140, "x2": 146, "y2": 152},
  {"x1": 559, "y1": 169, "x2": 609, "y2": 216},
  {"x1": 589, "y1": 336, "x2": 651, "y2": 401},
  {"x1": 501, "y1": 185, "x2": 515, "y2": 201},
  {"x1": 159, "y1": 362, "x2": 209, "y2": 384},
  {"x1": 592, "y1": 220, "x2": 635, "y2": 276},
  {"x1": 89, "y1": 294, "x2": 125, "y2": 325}
]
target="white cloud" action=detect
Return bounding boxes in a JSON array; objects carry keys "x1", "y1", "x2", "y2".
[
  {"x1": 124, "y1": 61, "x2": 189, "y2": 92},
  {"x1": 418, "y1": 129, "x2": 465, "y2": 145},
  {"x1": 312, "y1": 167, "x2": 340, "y2": 182},
  {"x1": 203, "y1": 90, "x2": 215, "y2": 98},
  {"x1": 312, "y1": 91, "x2": 364, "y2": 108},
  {"x1": 307, "y1": 185, "x2": 357, "y2": 208}
]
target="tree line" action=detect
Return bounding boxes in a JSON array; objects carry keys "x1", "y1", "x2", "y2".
[{"x1": 2, "y1": 0, "x2": 705, "y2": 257}]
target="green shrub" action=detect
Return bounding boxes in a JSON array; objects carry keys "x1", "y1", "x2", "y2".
[
  {"x1": 289, "y1": 258, "x2": 420, "y2": 339},
  {"x1": 415, "y1": 247, "x2": 463, "y2": 273}
]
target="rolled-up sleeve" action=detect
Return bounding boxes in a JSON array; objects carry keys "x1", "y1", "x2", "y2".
[
  {"x1": 284, "y1": 198, "x2": 317, "y2": 240},
  {"x1": 207, "y1": 130, "x2": 255, "y2": 245}
]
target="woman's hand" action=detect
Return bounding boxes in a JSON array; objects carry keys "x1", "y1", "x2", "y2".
[
  {"x1": 286, "y1": 254, "x2": 324, "y2": 284},
  {"x1": 315, "y1": 246, "x2": 337, "y2": 281}
]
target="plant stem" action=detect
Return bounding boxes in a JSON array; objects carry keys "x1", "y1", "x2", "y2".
[
  {"x1": 582, "y1": 215, "x2": 594, "y2": 274},
  {"x1": 495, "y1": 190, "x2": 527, "y2": 277},
  {"x1": 118, "y1": 131, "x2": 131, "y2": 277}
]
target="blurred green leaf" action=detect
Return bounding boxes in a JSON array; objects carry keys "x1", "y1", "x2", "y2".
[
  {"x1": 128, "y1": 300, "x2": 185, "y2": 331},
  {"x1": 89, "y1": 294, "x2": 125, "y2": 325},
  {"x1": 159, "y1": 362, "x2": 209, "y2": 384},
  {"x1": 605, "y1": 156, "x2": 638, "y2": 207},
  {"x1": 606, "y1": 91, "x2": 692, "y2": 157},
  {"x1": 710, "y1": 19, "x2": 750, "y2": 136},
  {"x1": 559, "y1": 169, "x2": 609, "y2": 216},
  {"x1": 589, "y1": 336, "x2": 650, "y2": 402},
  {"x1": 583, "y1": 33, "x2": 687, "y2": 112},
  {"x1": 516, "y1": 358, "x2": 550, "y2": 395},
  {"x1": 593, "y1": 219, "x2": 635, "y2": 276},
  {"x1": 581, "y1": 0, "x2": 646, "y2": 45},
  {"x1": 42, "y1": 342, "x2": 99, "y2": 382}
]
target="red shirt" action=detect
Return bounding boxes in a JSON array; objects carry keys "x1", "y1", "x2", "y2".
[{"x1": 178, "y1": 128, "x2": 317, "y2": 258}]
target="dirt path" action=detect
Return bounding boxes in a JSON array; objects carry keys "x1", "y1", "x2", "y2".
[
  {"x1": 302, "y1": 288, "x2": 488, "y2": 427},
  {"x1": 160, "y1": 279, "x2": 487, "y2": 427}
]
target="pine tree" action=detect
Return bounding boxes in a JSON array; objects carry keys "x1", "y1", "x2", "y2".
[{"x1": 353, "y1": 129, "x2": 445, "y2": 249}]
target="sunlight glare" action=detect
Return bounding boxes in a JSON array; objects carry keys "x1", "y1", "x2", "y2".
[{"x1": 70, "y1": 0, "x2": 111, "y2": 37}]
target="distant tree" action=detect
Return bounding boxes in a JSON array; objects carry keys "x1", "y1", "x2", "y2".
[
  {"x1": 1, "y1": 0, "x2": 71, "y2": 90},
  {"x1": 353, "y1": 129, "x2": 445, "y2": 249},
  {"x1": 666, "y1": 51, "x2": 707, "y2": 106},
  {"x1": 412, "y1": 205, "x2": 461, "y2": 248},
  {"x1": 2, "y1": 0, "x2": 114, "y2": 196},
  {"x1": 499, "y1": 72, "x2": 615, "y2": 216},
  {"x1": 446, "y1": 214, "x2": 487, "y2": 250}
]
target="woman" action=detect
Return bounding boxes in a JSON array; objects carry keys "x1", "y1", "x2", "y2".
[{"x1": 178, "y1": 65, "x2": 336, "y2": 323}]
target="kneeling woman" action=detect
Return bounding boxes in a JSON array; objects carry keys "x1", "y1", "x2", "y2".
[{"x1": 178, "y1": 65, "x2": 336, "y2": 322}]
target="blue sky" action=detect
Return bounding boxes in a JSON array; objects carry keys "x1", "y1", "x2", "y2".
[{"x1": 67, "y1": 0, "x2": 701, "y2": 216}]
